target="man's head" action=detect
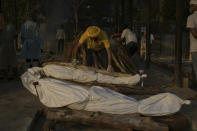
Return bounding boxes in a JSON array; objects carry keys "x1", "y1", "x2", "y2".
[
  {"x1": 87, "y1": 26, "x2": 101, "y2": 39},
  {"x1": 190, "y1": 0, "x2": 197, "y2": 12},
  {"x1": 26, "y1": 12, "x2": 37, "y2": 22},
  {"x1": 121, "y1": 23, "x2": 131, "y2": 30}
]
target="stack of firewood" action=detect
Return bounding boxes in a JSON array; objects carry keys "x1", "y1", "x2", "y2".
[{"x1": 64, "y1": 35, "x2": 138, "y2": 75}]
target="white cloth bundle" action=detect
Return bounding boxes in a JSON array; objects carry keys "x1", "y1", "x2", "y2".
[
  {"x1": 21, "y1": 67, "x2": 190, "y2": 116},
  {"x1": 43, "y1": 64, "x2": 140, "y2": 86}
]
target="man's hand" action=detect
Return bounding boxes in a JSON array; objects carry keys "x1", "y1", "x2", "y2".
[
  {"x1": 72, "y1": 59, "x2": 77, "y2": 65},
  {"x1": 72, "y1": 59, "x2": 80, "y2": 65},
  {"x1": 107, "y1": 65, "x2": 113, "y2": 72}
]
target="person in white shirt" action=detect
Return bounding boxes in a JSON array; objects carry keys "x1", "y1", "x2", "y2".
[
  {"x1": 56, "y1": 24, "x2": 66, "y2": 53},
  {"x1": 187, "y1": 0, "x2": 197, "y2": 80},
  {"x1": 140, "y1": 31, "x2": 154, "y2": 60},
  {"x1": 120, "y1": 25, "x2": 138, "y2": 57}
]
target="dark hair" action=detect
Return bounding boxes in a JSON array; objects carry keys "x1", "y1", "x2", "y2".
[{"x1": 121, "y1": 23, "x2": 131, "y2": 30}]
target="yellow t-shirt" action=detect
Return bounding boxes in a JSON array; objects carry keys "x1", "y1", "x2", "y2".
[{"x1": 78, "y1": 30, "x2": 110, "y2": 51}]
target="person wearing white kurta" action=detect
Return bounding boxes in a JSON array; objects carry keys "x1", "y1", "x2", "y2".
[
  {"x1": 121, "y1": 27, "x2": 138, "y2": 57},
  {"x1": 140, "y1": 32, "x2": 154, "y2": 60},
  {"x1": 56, "y1": 24, "x2": 66, "y2": 53}
]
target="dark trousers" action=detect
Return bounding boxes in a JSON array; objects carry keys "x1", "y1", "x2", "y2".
[
  {"x1": 126, "y1": 42, "x2": 138, "y2": 57},
  {"x1": 26, "y1": 59, "x2": 39, "y2": 67},
  {"x1": 58, "y1": 39, "x2": 64, "y2": 53},
  {"x1": 86, "y1": 48, "x2": 108, "y2": 69}
]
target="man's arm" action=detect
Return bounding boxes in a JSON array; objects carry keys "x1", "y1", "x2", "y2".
[
  {"x1": 106, "y1": 47, "x2": 112, "y2": 67},
  {"x1": 190, "y1": 28, "x2": 197, "y2": 39},
  {"x1": 73, "y1": 32, "x2": 86, "y2": 60},
  {"x1": 73, "y1": 43, "x2": 80, "y2": 59}
]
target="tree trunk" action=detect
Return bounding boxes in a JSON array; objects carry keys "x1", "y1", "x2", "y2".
[
  {"x1": 121, "y1": 0, "x2": 125, "y2": 25},
  {"x1": 175, "y1": 0, "x2": 183, "y2": 88},
  {"x1": 129, "y1": 0, "x2": 133, "y2": 27},
  {"x1": 0, "y1": 0, "x2": 1, "y2": 12},
  {"x1": 146, "y1": 0, "x2": 151, "y2": 69},
  {"x1": 74, "y1": 7, "x2": 78, "y2": 37},
  {"x1": 115, "y1": 1, "x2": 120, "y2": 33}
]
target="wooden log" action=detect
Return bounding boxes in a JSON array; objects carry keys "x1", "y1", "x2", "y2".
[
  {"x1": 116, "y1": 51, "x2": 129, "y2": 72},
  {"x1": 111, "y1": 51, "x2": 126, "y2": 72},
  {"x1": 117, "y1": 43, "x2": 138, "y2": 74},
  {"x1": 81, "y1": 45, "x2": 86, "y2": 65},
  {"x1": 152, "y1": 115, "x2": 190, "y2": 131},
  {"x1": 64, "y1": 42, "x2": 76, "y2": 63},
  {"x1": 44, "y1": 108, "x2": 169, "y2": 131},
  {"x1": 93, "y1": 52, "x2": 99, "y2": 69},
  {"x1": 94, "y1": 52, "x2": 105, "y2": 69}
]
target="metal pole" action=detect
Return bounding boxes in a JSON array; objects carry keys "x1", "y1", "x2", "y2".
[
  {"x1": 14, "y1": 0, "x2": 18, "y2": 50},
  {"x1": 121, "y1": 0, "x2": 125, "y2": 25},
  {"x1": 145, "y1": 0, "x2": 151, "y2": 69},
  {"x1": 175, "y1": 0, "x2": 183, "y2": 87},
  {"x1": 129, "y1": 0, "x2": 133, "y2": 28},
  {"x1": 0, "y1": 0, "x2": 2, "y2": 12},
  {"x1": 115, "y1": 1, "x2": 119, "y2": 33}
]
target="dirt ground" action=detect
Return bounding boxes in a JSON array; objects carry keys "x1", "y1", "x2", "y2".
[
  {"x1": 0, "y1": 61, "x2": 197, "y2": 131},
  {"x1": 0, "y1": 79, "x2": 41, "y2": 131}
]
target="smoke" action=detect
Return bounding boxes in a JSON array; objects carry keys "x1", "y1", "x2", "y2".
[
  {"x1": 46, "y1": 0, "x2": 72, "y2": 33},
  {"x1": 44, "y1": 0, "x2": 73, "y2": 52}
]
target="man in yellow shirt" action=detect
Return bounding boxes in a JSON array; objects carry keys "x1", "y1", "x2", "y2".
[{"x1": 73, "y1": 26, "x2": 112, "y2": 72}]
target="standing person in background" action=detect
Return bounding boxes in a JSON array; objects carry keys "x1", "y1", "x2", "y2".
[
  {"x1": 140, "y1": 31, "x2": 154, "y2": 60},
  {"x1": 0, "y1": 13, "x2": 17, "y2": 79},
  {"x1": 56, "y1": 24, "x2": 66, "y2": 54},
  {"x1": 187, "y1": 0, "x2": 197, "y2": 81},
  {"x1": 20, "y1": 14, "x2": 43, "y2": 70},
  {"x1": 120, "y1": 24, "x2": 138, "y2": 58}
]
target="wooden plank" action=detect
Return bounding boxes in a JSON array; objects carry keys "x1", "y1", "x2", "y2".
[
  {"x1": 153, "y1": 115, "x2": 190, "y2": 131},
  {"x1": 44, "y1": 108, "x2": 169, "y2": 131}
]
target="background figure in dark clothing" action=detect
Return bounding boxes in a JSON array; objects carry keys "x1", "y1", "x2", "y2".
[
  {"x1": 0, "y1": 13, "x2": 17, "y2": 79},
  {"x1": 20, "y1": 14, "x2": 44, "y2": 70},
  {"x1": 56, "y1": 24, "x2": 66, "y2": 54}
]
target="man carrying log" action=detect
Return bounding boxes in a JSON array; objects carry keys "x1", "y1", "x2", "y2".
[
  {"x1": 72, "y1": 26, "x2": 113, "y2": 72},
  {"x1": 187, "y1": 0, "x2": 197, "y2": 81}
]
